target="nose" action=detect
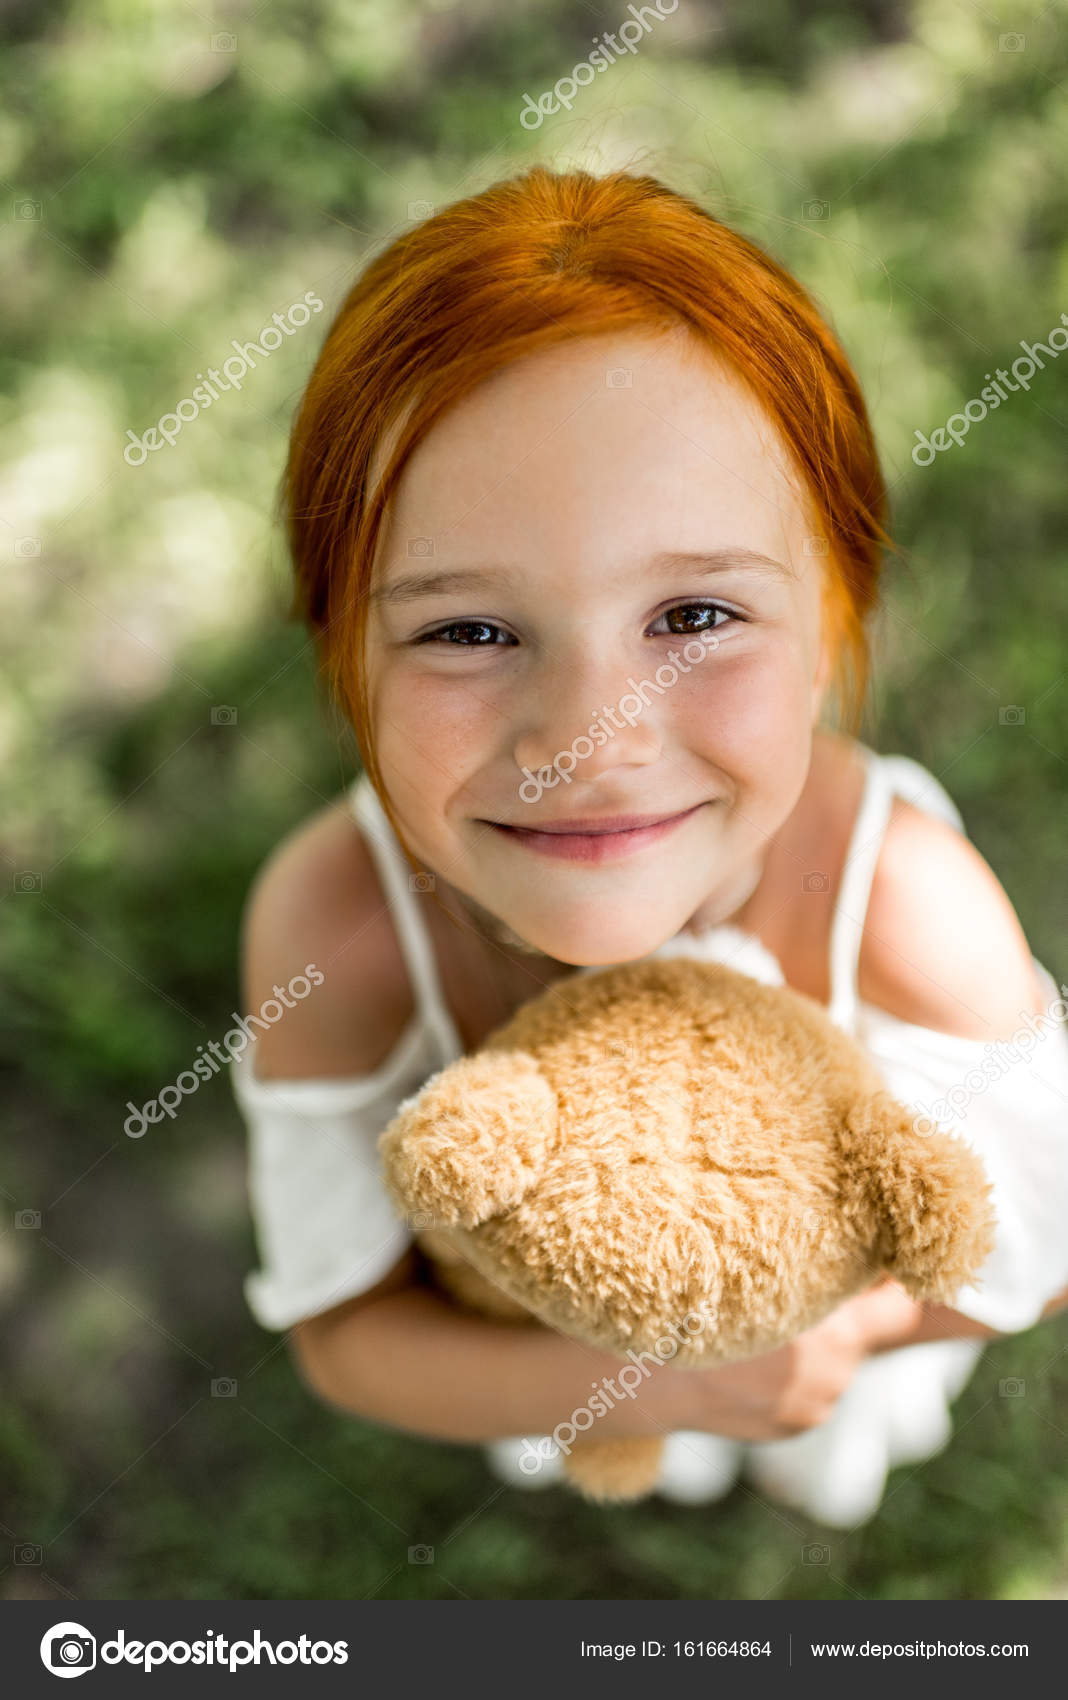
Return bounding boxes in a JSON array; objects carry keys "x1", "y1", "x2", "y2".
[{"x1": 511, "y1": 651, "x2": 663, "y2": 787}]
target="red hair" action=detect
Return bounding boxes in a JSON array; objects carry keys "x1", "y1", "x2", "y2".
[{"x1": 283, "y1": 166, "x2": 888, "y2": 846}]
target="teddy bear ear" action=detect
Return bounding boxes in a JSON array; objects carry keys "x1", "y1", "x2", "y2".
[
  {"x1": 836, "y1": 1090, "x2": 998, "y2": 1303},
  {"x1": 377, "y1": 1049, "x2": 556, "y2": 1230}
]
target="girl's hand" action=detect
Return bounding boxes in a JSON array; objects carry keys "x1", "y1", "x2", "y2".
[
  {"x1": 657, "y1": 1279, "x2": 923, "y2": 1444},
  {"x1": 838, "y1": 1276, "x2": 928, "y2": 1356}
]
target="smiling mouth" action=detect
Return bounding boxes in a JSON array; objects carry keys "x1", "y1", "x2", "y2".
[
  {"x1": 483, "y1": 802, "x2": 707, "y2": 860},
  {"x1": 489, "y1": 807, "x2": 703, "y2": 835}
]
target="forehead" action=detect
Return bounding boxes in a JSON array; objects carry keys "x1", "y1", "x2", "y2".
[{"x1": 374, "y1": 325, "x2": 817, "y2": 576}]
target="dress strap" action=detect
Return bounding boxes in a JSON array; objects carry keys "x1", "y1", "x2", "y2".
[
  {"x1": 826, "y1": 747, "x2": 895, "y2": 1034},
  {"x1": 826, "y1": 748, "x2": 971, "y2": 1033},
  {"x1": 348, "y1": 774, "x2": 463, "y2": 1060}
]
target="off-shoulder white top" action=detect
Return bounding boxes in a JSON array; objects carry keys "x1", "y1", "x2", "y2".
[{"x1": 233, "y1": 745, "x2": 1068, "y2": 1340}]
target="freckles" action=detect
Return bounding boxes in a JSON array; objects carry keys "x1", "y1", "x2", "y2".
[
  {"x1": 682, "y1": 651, "x2": 804, "y2": 760},
  {"x1": 381, "y1": 665, "x2": 494, "y2": 773},
  {"x1": 381, "y1": 663, "x2": 453, "y2": 726}
]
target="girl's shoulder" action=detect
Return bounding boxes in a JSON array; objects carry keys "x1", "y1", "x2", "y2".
[
  {"x1": 856, "y1": 785, "x2": 1048, "y2": 1039},
  {"x1": 754, "y1": 731, "x2": 1045, "y2": 1041},
  {"x1": 240, "y1": 795, "x2": 416, "y2": 1081}
]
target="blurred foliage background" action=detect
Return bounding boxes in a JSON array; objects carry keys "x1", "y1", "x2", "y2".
[{"x1": 1, "y1": 0, "x2": 1066, "y2": 1602}]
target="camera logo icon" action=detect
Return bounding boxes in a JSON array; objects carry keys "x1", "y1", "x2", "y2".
[
  {"x1": 407, "y1": 537, "x2": 434, "y2": 556},
  {"x1": 605, "y1": 368, "x2": 632, "y2": 388},
  {"x1": 40, "y1": 1621, "x2": 97, "y2": 1677},
  {"x1": 998, "y1": 705, "x2": 1025, "y2": 726},
  {"x1": 802, "y1": 870, "x2": 828, "y2": 893}
]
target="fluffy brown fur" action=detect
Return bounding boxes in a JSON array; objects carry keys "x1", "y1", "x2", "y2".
[{"x1": 379, "y1": 957, "x2": 996, "y2": 1502}]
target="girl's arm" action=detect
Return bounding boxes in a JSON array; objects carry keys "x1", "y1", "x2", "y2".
[
  {"x1": 290, "y1": 1254, "x2": 925, "y2": 1446},
  {"x1": 853, "y1": 802, "x2": 1068, "y2": 1352},
  {"x1": 291, "y1": 1261, "x2": 690, "y2": 1443},
  {"x1": 860, "y1": 1281, "x2": 1068, "y2": 1354}
]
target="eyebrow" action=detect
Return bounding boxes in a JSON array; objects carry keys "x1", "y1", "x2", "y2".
[{"x1": 370, "y1": 547, "x2": 798, "y2": 606}]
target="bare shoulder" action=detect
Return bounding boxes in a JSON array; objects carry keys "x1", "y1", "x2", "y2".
[
  {"x1": 858, "y1": 795, "x2": 1046, "y2": 1040},
  {"x1": 240, "y1": 794, "x2": 414, "y2": 1080}
]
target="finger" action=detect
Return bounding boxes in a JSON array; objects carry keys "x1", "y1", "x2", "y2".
[{"x1": 853, "y1": 1282, "x2": 924, "y2": 1353}]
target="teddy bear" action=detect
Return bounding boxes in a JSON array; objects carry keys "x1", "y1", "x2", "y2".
[{"x1": 378, "y1": 942, "x2": 997, "y2": 1514}]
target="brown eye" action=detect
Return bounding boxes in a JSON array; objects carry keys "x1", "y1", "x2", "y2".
[
  {"x1": 654, "y1": 602, "x2": 737, "y2": 637},
  {"x1": 417, "y1": 621, "x2": 514, "y2": 646}
]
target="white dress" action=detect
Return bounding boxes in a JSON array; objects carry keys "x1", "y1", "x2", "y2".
[{"x1": 232, "y1": 745, "x2": 1068, "y2": 1528}]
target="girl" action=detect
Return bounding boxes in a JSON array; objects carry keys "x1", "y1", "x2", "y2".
[{"x1": 233, "y1": 167, "x2": 1068, "y2": 1529}]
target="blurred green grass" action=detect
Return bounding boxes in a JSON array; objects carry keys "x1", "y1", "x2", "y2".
[{"x1": 1, "y1": 0, "x2": 1066, "y2": 1600}]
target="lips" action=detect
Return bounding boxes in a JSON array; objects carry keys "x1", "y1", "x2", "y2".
[
  {"x1": 491, "y1": 809, "x2": 698, "y2": 835},
  {"x1": 484, "y1": 802, "x2": 707, "y2": 863}
]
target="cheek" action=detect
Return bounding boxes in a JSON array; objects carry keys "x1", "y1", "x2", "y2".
[
  {"x1": 375, "y1": 661, "x2": 499, "y2": 770},
  {"x1": 677, "y1": 645, "x2": 812, "y2": 769}
]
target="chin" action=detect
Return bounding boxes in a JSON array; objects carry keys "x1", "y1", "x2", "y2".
[
  {"x1": 519, "y1": 919, "x2": 678, "y2": 969},
  {"x1": 453, "y1": 896, "x2": 568, "y2": 961},
  {"x1": 459, "y1": 881, "x2": 687, "y2": 969},
  {"x1": 495, "y1": 922, "x2": 560, "y2": 958}
]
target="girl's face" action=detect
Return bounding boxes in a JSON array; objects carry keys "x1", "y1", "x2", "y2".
[{"x1": 366, "y1": 325, "x2": 831, "y2": 967}]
